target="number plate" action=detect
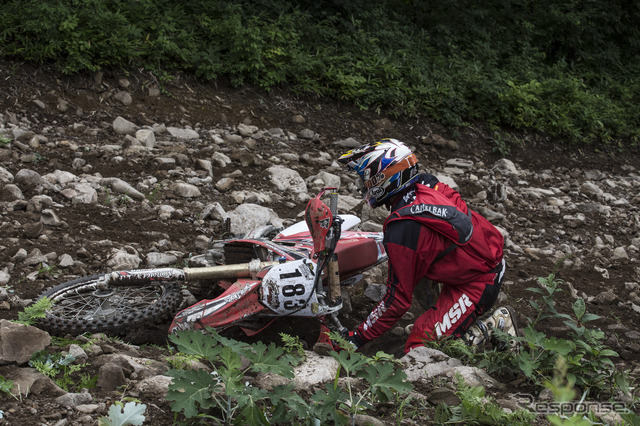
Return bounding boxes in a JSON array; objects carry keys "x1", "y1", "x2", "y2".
[{"x1": 260, "y1": 260, "x2": 318, "y2": 316}]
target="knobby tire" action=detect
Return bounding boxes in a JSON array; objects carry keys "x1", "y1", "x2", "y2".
[{"x1": 37, "y1": 274, "x2": 183, "y2": 336}]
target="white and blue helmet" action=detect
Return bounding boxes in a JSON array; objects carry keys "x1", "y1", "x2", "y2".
[{"x1": 338, "y1": 138, "x2": 419, "y2": 208}]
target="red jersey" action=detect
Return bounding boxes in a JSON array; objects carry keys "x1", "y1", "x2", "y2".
[{"x1": 355, "y1": 174, "x2": 504, "y2": 344}]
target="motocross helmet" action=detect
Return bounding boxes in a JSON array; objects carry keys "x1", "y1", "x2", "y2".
[{"x1": 338, "y1": 138, "x2": 419, "y2": 208}]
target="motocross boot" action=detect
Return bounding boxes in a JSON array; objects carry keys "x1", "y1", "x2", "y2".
[
  {"x1": 312, "y1": 325, "x2": 337, "y2": 356},
  {"x1": 463, "y1": 306, "x2": 520, "y2": 351}
]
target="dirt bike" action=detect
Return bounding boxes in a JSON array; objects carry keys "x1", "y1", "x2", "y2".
[{"x1": 36, "y1": 188, "x2": 389, "y2": 340}]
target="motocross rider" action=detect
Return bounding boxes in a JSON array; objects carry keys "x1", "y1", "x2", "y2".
[{"x1": 335, "y1": 138, "x2": 519, "y2": 353}]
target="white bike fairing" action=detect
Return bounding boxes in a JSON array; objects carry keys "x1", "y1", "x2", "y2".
[
  {"x1": 260, "y1": 259, "x2": 317, "y2": 315},
  {"x1": 260, "y1": 259, "x2": 341, "y2": 316},
  {"x1": 275, "y1": 214, "x2": 361, "y2": 238}
]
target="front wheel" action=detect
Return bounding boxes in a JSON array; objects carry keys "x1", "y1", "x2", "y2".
[{"x1": 37, "y1": 274, "x2": 184, "y2": 336}]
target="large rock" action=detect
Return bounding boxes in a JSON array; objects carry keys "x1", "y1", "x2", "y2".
[
  {"x1": 226, "y1": 203, "x2": 284, "y2": 235},
  {"x1": 171, "y1": 182, "x2": 201, "y2": 198},
  {"x1": 14, "y1": 169, "x2": 42, "y2": 187},
  {"x1": 0, "y1": 320, "x2": 51, "y2": 365},
  {"x1": 267, "y1": 165, "x2": 307, "y2": 194},
  {"x1": 257, "y1": 351, "x2": 340, "y2": 390},
  {"x1": 100, "y1": 177, "x2": 146, "y2": 201},
  {"x1": 112, "y1": 116, "x2": 138, "y2": 135},
  {"x1": 167, "y1": 126, "x2": 199, "y2": 140},
  {"x1": 401, "y1": 346, "x2": 463, "y2": 382},
  {"x1": 0, "y1": 366, "x2": 65, "y2": 397},
  {"x1": 106, "y1": 247, "x2": 142, "y2": 270}
]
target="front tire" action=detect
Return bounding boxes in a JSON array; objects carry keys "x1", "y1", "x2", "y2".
[{"x1": 37, "y1": 274, "x2": 183, "y2": 336}]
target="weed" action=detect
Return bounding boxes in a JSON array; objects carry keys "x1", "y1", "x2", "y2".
[
  {"x1": 15, "y1": 296, "x2": 53, "y2": 326},
  {"x1": 0, "y1": 375, "x2": 15, "y2": 398},
  {"x1": 29, "y1": 351, "x2": 87, "y2": 391},
  {"x1": 35, "y1": 262, "x2": 59, "y2": 278},
  {"x1": 514, "y1": 274, "x2": 629, "y2": 397},
  {"x1": 434, "y1": 374, "x2": 536, "y2": 425},
  {"x1": 0, "y1": 135, "x2": 12, "y2": 147},
  {"x1": 490, "y1": 130, "x2": 514, "y2": 157},
  {"x1": 50, "y1": 333, "x2": 97, "y2": 350},
  {"x1": 103, "y1": 188, "x2": 113, "y2": 205},
  {"x1": 425, "y1": 273, "x2": 630, "y2": 400},
  {"x1": 164, "y1": 352, "x2": 201, "y2": 370},
  {"x1": 31, "y1": 152, "x2": 46, "y2": 164},
  {"x1": 118, "y1": 192, "x2": 132, "y2": 205},
  {"x1": 314, "y1": 332, "x2": 413, "y2": 424},
  {"x1": 78, "y1": 373, "x2": 98, "y2": 390},
  {"x1": 279, "y1": 332, "x2": 306, "y2": 361},
  {"x1": 146, "y1": 183, "x2": 162, "y2": 203},
  {"x1": 166, "y1": 328, "x2": 412, "y2": 424}
]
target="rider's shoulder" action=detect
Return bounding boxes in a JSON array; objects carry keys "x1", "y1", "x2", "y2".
[{"x1": 416, "y1": 172, "x2": 439, "y2": 188}]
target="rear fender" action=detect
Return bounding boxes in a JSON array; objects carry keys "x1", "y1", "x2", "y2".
[
  {"x1": 169, "y1": 279, "x2": 264, "y2": 332},
  {"x1": 334, "y1": 232, "x2": 387, "y2": 278}
]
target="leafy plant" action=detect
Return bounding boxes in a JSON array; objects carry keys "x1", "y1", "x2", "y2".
[
  {"x1": 0, "y1": 135, "x2": 12, "y2": 147},
  {"x1": 279, "y1": 332, "x2": 306, "y2": 362},
  {"x1": 167, "y1": 328, "x2": 413, "y2": 424},
  {"x1": 98, "y1": 401, "x2": 147, "y2": 426},
  {"x1": 15, "y1": 296, "x2": 53, "y2": 325},
  {"x1": 29, "y1": 351, "x2": 87, "y2": 391},
  {"x1": 167, "y1": 329, "x2": 303, "y2": 424},
  {"x1": 514, "y1": 274, "x2": 629, "y2": 397},
  {"x1": 541, "y1": 356, "x2": 615, "y2": 426},
  {"x1": 434, "y1": 375, "x2": 536, "y2": 425},
  {"x1": 0, "y1": 375, "x2": 15, "y2": 398},
  {"x1": 77, "y1": 373, "x2": 98, "y2": 390},
  {"x1": 425, "y1": 273, "x2": 630, "y2": 400},
  {"x1": 146, "y1": 183, "x2": 162, "y2": 203},
  {"x1": 35, "y1": 262, "x2": 59, "y2": 278},
  {"x1": 311, "y1": 332, "x2": 413, "y2": 424}
]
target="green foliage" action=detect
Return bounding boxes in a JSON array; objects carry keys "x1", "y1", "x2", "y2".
[
  {"x1": 167, "y1": 329, "x2": 299, "y2": 424},
  {"x1": 77, "y1": 373, "x2": 98, "y2": 390},
  {"x1": 542, "y1": 357, "x2": 609, "y2": 426},
  {"x1": 0, "y1": 135, "x2": 12, "y2": 147},
  {"x1": 166, "y1": 328, "x2": 412, "y2": 424},
  {"x1": 279, "y1": 332, "x2": 306, "y2": 362},
  {"x1": 50, "y1": 333, "x2": 97, "y2": 350},
  {"x1": 311, "y1": 332, "x2": 413, "y2": 424},
  {"x1": 98, "y1": 401, "x2": 147, "y2": 426},
  {"x1": 434, "y1": 375, "x2": 536, "y2": 425},
  {"x1": 15, "y1": 296, "x2": 53, "y2": 325},
  {"x1": 164, "y1": 351, "x2": 202, "y2": 370},
  {"x1": 1, "y1": 0, "x2": 639, "y2": 146},
  {"x1": 29, "y1": 350, "x2": 87, "y2": 391},
  {"x1": 35, "y1": 262, "x2": 59, "y2": 278},
  {"x1": 427, "y1": 273, "x2": 629, "y2": 400},
  {"x1": 146, "y1": 184, "x2": 162, "y2": 203},
  {"x1": 0, "y1": 375, "x2": 15, "y2": 397},
  {"x1": 514, "y1": 274, "x2": 628, "y2": 396}
]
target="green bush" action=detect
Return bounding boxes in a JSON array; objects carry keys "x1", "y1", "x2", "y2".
[{"x1": 1, "y1": 0, "x2": 639, "y2": 146}]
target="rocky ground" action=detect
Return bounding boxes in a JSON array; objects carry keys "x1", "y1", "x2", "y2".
[{"x1": 0, "y1": 59, "x2": 639, "y2": 425}]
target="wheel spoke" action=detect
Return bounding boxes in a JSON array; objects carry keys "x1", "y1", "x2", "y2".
[{"x1": 49, "y1": 285, "x2": 166, "y2": 321}]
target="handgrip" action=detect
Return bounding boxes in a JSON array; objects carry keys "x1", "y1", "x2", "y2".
[
  {"x1": 329, "y1": 191, "x2": 338, "y2": 216},
  {"x1": 327, "y1": 252, "x2": 341, "y2": 307}
]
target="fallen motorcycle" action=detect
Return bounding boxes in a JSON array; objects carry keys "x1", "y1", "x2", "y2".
[{"x1": 36, "y1": 189, "x2": 388, "y2": 339}]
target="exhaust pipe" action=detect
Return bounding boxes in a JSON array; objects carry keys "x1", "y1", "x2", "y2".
[{"x1": 183, "y1": 259, "x2": 280, "y2": 281}]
